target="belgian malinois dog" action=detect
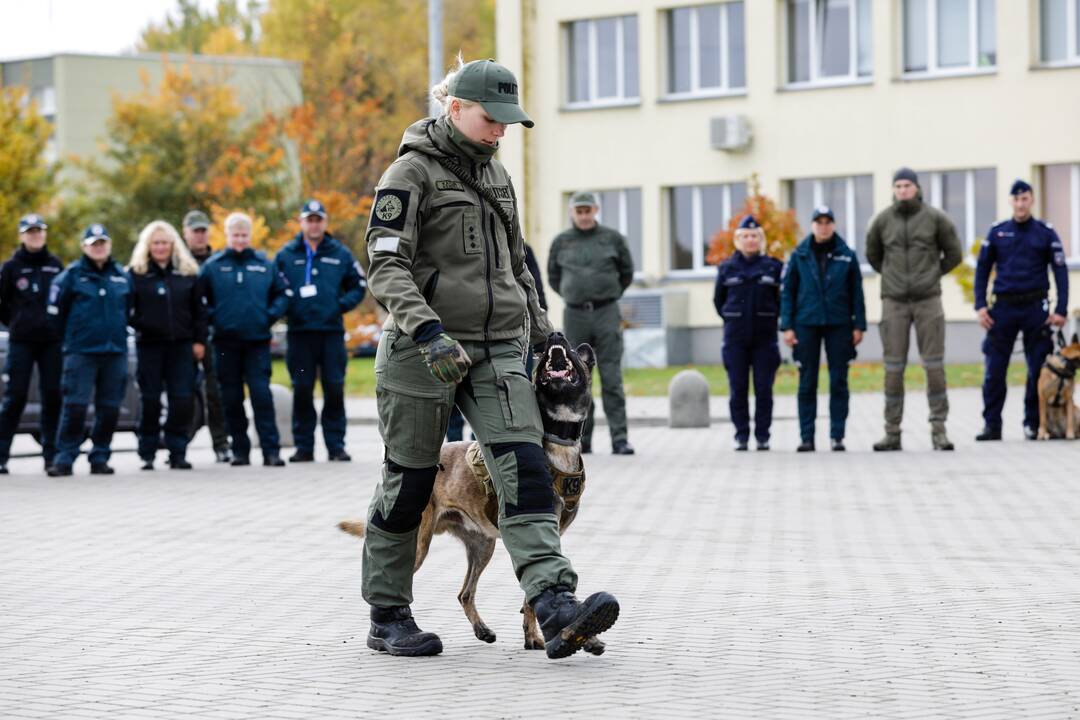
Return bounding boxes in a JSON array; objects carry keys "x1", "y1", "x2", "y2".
[
  {"x1": 341, "y1": 334, "x2": 604, "y2": 653},
  {"x1": 1037, "y1": 330, "x2": 1080, "y2": 440}
]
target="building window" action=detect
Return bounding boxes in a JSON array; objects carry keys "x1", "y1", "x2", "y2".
[
  {"x1": 1041, "y1": 0, "x2": 1080, "y2": 64},
  {"x1": 903, "y1": 0, "x2": 996, "y2": 74},
  {"x1": 787, "y1": 0, "x2": 873, "y2": 84},
  {"x1": 788, "y1": 175, "x2": 873, "y2": 258},
  {"x1": 666, "y1": 3, "x2": 746, "y2": 97},
  {"x1": 917, "y1": 168, "x2": 997, "y2": 252},
  {"x1": 574, "y1": 189, "x2": 644, "y2": 272},
  {"x1": 1042, "y1": 163, "x2": 1080, "y2": 260},
  {"x1": 567, "y1": 15, "x2": 640, "y2": 106},
  {"x1": 668, "y1": 182, "x2": 748, "y2": 272}
]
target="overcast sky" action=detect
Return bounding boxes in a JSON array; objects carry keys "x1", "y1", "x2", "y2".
[{"x1": 0, "y1": 0, "x2": 216, "y2": 61}]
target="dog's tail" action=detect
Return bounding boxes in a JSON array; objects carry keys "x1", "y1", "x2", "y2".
[{"x1": 338, "y1": 520, "x2": 367, "y2": 539}]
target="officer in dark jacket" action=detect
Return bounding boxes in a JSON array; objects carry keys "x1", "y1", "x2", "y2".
[
  {"x1": 714, "y1": 216, "x2": 783, "y2": 451},
  {"x1": 199, "y1": 212, "x2": 290, "y2": 467},
  {"x1": 273, "y1": 200, "x2": 366, "y2": 462},
  {"x1": 974, "y1": 179, "x2": 1070, "y2": 441},
  {"x1": 129, "y1": 220, "x2": 208, "y2": 470},
  {"x1": 0, "y1": 214, "x2": 64, "y2": 473},
  {"x1": 780, "y1": 207, "x2": 867, "y2": 452},
  {"x1": 46, "y1": 224, "x2": 133, "y2": 476}
]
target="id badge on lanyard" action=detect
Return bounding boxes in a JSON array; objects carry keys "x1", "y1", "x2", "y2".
[{"x1": 302, "y1": 244, "x2": 317, "y2": 298}]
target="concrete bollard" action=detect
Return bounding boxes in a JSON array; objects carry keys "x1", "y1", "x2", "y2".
[
  {"x1": 249, "y1": 383, "x2": 294, "y2": 448},
  {"x1": 668, "y1": 369, "x2": 710, "y2": 428}
]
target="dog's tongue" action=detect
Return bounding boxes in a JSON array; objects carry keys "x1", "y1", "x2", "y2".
[{"x1": 548, "y1": 368, "x2": 572, "y2": 379}]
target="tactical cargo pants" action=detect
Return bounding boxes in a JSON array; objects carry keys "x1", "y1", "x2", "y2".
[
  {"x1": 563, "y1": 302, "x2": 628, "y2": 446},
  {"x1": 362, "y1": 329, "x2": 577, "y2": 608},
  {"x1": 879, "y1": 296, "x2": 949, "y2": 436}
]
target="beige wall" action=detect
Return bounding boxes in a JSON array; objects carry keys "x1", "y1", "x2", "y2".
[{"x1": 497, "y1": 0, "x2": 1080, "y2": 330}]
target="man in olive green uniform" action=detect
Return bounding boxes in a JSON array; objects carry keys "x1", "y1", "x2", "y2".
[
  {"x1": 360, "y1": 60, "x2": 618, "y2": 660},
  {"x1": 548, "y1": 192, "x2": 635, "y2": 455},
  {"x1": 865, "y1": 167, "x2": 963, "y2": 451}
]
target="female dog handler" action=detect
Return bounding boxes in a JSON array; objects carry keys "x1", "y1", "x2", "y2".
[{"x1": 361, "y1": 58, "x2": 619, "y2": 659}]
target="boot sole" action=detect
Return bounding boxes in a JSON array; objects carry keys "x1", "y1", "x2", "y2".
[
  {"x1": 545, "y1": 593, "x2": 620, "y2": 660},
  {"x1": 366, "y1": 635, "x2": 443, "y2": 657}
]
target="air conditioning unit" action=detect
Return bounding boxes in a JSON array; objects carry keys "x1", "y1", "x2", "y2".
[
  {"x1": 618, "y1": 290, "x2": 690, "y2": 368},
  {"x1": 709, "y1": 114, "x2": 752, "y2": 152}
]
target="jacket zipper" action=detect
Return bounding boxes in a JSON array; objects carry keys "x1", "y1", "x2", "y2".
[{"x1": 163, "y1": 270, "x2": 175, "y2": 341}]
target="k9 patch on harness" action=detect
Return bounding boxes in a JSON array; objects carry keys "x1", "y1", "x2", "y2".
[{"x1": 371, "y1": 188, "x2": 411, "y2": 231}]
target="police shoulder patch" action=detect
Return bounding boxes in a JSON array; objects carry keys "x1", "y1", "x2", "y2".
[{"x1": 372, "y1": 188, "x2": 411, "y2": 231}]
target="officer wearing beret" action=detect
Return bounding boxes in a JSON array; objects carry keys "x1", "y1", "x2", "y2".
[
  {"x1": 713, "y1": 215, "x2": 783, "y2": 451},
  {"x1": 361, "y1": 58, "x2": 618, "y2": 659},
  {"x1": 0, "y1": 215, "x2": 64, "y2": 473},
  {"x1": 780, "y1": 206, "x2": 867, "y2": 452},
  {"x1": 46, "y1": 225, "x2": 133, "y2": 476},
  {"x1": 974, "y1": 179, "x2": 1070, "y2": 441},
  {"x1": 198, "y1": 212, "x2": 291, "y2": 467},
  {"x1": 273, "y1": 200, "x2": 366, "y2": 462},
  {"x1": 548, "y1": 191, "x2": 635, "y2": 455}
]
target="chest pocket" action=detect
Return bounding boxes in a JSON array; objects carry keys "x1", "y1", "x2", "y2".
[
  {"x1": 722, "y1": 276, "x2": 746, "y2": 316},
  {"x1": 754, "y1": 275, "x2": 780, "y2": 314}
]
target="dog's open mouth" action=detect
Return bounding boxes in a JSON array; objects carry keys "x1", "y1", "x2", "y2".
[{"x1": 541, "y1": 344, "x2": 577, "y2": 384}]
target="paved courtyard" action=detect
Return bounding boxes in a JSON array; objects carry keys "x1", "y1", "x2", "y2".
[{"x1": 2, "y1": 387, "x2": 1079, "y2": 719}]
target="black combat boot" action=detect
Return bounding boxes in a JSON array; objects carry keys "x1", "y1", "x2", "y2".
[
  {"x1": 367, "y1": 606, "x2": 443, "y2": 657},
  {"x1": 530, "y1": 586, "x2": 620, "y2": 660}
]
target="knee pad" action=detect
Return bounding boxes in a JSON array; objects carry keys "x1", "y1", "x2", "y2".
[
  {"x1": 492, "y1": 442, "x2": 554, "y2": 518},
  {"x1": 369, "y1": 461, "x2": 437, "y2": 534}
]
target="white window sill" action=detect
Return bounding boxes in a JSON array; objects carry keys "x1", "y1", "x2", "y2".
[
  {"x1": 658, "y1": 89, "x2": 747, "y2": 104},
  {"x1": 661, "y1": 269, "x2": 717, "y2": 282},
  {"x1": 1031, "y1": 59, "x2": 1080, "y2": 71},
  {"x1": 561, "y1": 98, "x2": 642, "y2": 112},
  {"x1": 780, "y1": 77, "x2": 873, "y2": 92},
  {"x1": 896, "y1": 67, "x2": 997, "y2": 82}
]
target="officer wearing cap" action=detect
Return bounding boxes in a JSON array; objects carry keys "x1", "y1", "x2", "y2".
[
  {"x1": 46, "y1": 224, "x2": 133, "y2": 476},
  {"x1": 974, "y1": 179, "x2": 1070, "y2": 441},
  {"x1": 713, "y1": 215, "x2": 783, "y2": 451},
  {"x1": 273, "y1": 199, "x2": 366, "y2": 462},
  {"x1": 547, "y1": 191, "x2": 635, "y2": 455},
  {"x1": 360, "y1": 58, "x2": 619, "y2": 659},
  {"x1": 780, "y1": 206, "x2": 867, "y2": 452},
  {"x1": 0, "y1": 215, "x2": 65, "y2": 473},
  {"x1": 182, "y1": 209, "x2": 232, "y2": 463}
]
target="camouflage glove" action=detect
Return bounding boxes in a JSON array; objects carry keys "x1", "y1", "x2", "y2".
[{"x1": 419, "y1": 332, "x2": 472, "y2": 384}]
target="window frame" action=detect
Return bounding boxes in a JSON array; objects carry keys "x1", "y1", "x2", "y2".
[
  {"x1": 918, "y1": 168, "x2": 998, "y2": 258},
  {"x1": 784, "y1": 0, "x2": 873, "y2": 89},
  {"x1": 564, "y1": 15, "x2": 641, "y2": 109},
  {"x1": 901, "y1": 0, "x2": 997, "y2": 78},
  {"x1": 662, "y1": 2, "x2": 747, "y2": 101},
  {"x1": 571, "y1": 187, "x2": 645, "y2": 276},
  {"x1": 666, "y1": 182, "x2": 747, "y2": 277},
  {"x1": 1039, "y1": 0, "x2": 1080, "y2": 67},
  {"x1": 1041, "y1": 163, "x2": 1080, "y2": 264},
  {"x1": 786, "y1": 174, "x2": 874, "y2": 271}
]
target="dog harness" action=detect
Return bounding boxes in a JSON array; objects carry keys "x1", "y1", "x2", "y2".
[
  {"x1": 1044, "y1": 354, "x2": 1079, "y2": 407},
  {"x1": 464, "y1": 441, "x2": 586, "y2": 514}
]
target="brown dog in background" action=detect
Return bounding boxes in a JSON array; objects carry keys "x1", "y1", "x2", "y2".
[
  {"x1": 340, "y1": 334, "x2": 603, "y2": 653},
  {"x1": 1037, "y1": 331, "x2": 1080, "y2": 440}
]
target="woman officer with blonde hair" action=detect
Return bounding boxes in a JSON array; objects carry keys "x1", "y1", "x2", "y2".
[
  {"x1": 128, "y1": 220, "x2": 207, "y2": 470},
  {"x1": 359, "y1": 57, "x2": 619, "y2": 659}
]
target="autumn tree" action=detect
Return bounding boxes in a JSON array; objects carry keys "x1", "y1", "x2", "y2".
[
  {"x1": 707, "y1": 174, "x2": 802, "y2": 265},
  {"x1": 0, "y1": 87, "x2": 57, "y2": 258},
  {"x1": 139, "y1": 0, "x2": 261, "y2": 55}
]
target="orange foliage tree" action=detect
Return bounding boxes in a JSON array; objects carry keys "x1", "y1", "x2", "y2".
[{"x1": 706, "y1": 174, "x2": 803, "y2": 265}]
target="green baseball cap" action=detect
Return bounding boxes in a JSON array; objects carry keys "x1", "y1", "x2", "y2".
[
  {"x1": 183, "y1": 210, "x2": 210, "y2": 229},
  {"x1": 449, "y1": 59, "x2": 534, "y2": 128},
  {"x1": 570, "y1": 191, "x2": 599, "y2": 208}
]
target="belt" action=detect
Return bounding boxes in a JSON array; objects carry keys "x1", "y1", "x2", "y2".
[
  {"x1": 566, "y1": 298, "x2": 615, "y2": 311},
  {"x1": 993, "y1": 290, "x2": 1046, "y2": 306}
]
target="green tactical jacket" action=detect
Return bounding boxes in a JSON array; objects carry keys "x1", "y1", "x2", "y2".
[
  {"x1": 865, "y1": 196, "x2": 963, "y2": 302},
  {"x1": 547, "y1": 224, "x2": 634, "y2": 306},
  {"x1": 364, "y1": 116, "x2": 552, "y2": 345}
]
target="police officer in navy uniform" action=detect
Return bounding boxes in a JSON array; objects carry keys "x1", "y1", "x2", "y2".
[
  {"x1": 713, "y1": 215, "x2": 783, "y2": 451},
  {"x1": 46, "y1": 224, "x2": 133, "y2": 476},
  {"x1": 199, "y1": 212, "x2": 291, "y2": 467},
  {"x1": 975, "y1": 179, "x2": 1070, "y2": 441},
  {"x1": 273, "y1": 199, "x2": 366, "y2": 462},
  {"x1": 0, "y1": 214, "x2": 65, "y2": 473}
]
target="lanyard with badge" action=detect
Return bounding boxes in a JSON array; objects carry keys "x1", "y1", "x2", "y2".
[{"x1": 300, "y1": 243, "x2": 317, "y2": 298}]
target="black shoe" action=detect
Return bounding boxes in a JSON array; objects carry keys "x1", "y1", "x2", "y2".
[
  {"x1": 831, "y1": 439, "x2": 846, "y2": 452},
  {"x1": 47, "y1": 464, "x2": 72, "y2": 477},
  {"x1": 264, "y1": 454, "x2": 285, "y2": 467},
  {"x1": 734, "y1": 440, "x2": 748, "y2": 451},
  {"x1": 140, "y1": 459, "x2": 154, "y2": 471},
  {"x1": 0, "y1": 464, "x2": 8, "y2": 474},
  {"x1": 289, "y1": 450, "x2": 315, "y2": 463},
  {"x1": 328, "y1": 449, "x2": 352, "y2": 462},
  {"x1": 975, "y1": 426, "x2": 1002, "y2": 442},
  {"x1": 367, "y1": 606, "x2": 443, "y2": 657},
  {"x1": 580, "y1": 440, "x2": 592, "y2": 455},
  {"x1": 214, "y1": 448, "x2": 234, "y2": 463},
  {"x1": 230, "y1": 456, "x2": 251, "y2": 467},
  {"x1": 612, "y1": 440, "x2": 635, "y2": 455},
  {"x1": 757, "y1": 441, "x2": 770, "y2": 451},
  {"x1": 90, "y1": 463, "x2": 115, "y2": 475},
  {"x1": 796, "y1": 441, "x2": 815, "y2": 452},
  {"x1": 1023, "y1": 425, "x2": 1037, "y2": 441},
  {"x1": 169, "y1": 458, "x2": 193, "y2": 470},
  {"x1": 530, "y1": 586, "x2": 620, "y2": 660}
]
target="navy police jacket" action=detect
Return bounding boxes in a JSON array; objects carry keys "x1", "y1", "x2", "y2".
[
  {"x1": 199, "y1": 248, "x2": 290, "y2": 343},
  {"x1": 273, "y1": 233, "x2": 366, "y2": 333},
  {"x1": 47, "y1": 256, "x2": 133, "y2": 354},
  {"x1": 974, "y1": 216, "x2": 1069, "y2": 315},
  {"x1": 713, "y1": 252, "x2": 783, "y2": 343},
  {"x1": 779, "y1": 234, "x2": 867, "y2": 331},
  {"x1": 0, "y1": 245, "x2": 64, "y2": 343}
]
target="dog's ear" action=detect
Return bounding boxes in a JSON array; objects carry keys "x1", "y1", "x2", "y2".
[
  {"x1": 576, "y1": 343, "x2": 596, "y2": 370},
  {"x1": 1072, "y1": 332, "x2": 1080, "y2": 346},
  {"x1": 1056, "y1": 329, "x2": 1066, "y2": 348}
]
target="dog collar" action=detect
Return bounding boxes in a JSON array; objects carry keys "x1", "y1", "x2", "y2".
[{"x1": 542, "y1": 416, "x2": 585, "y2": 446}]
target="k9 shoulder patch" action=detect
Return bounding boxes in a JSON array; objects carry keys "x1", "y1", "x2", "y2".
[{"x1": 371, "y1": 188, "x2": 411, "y2": 231}]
